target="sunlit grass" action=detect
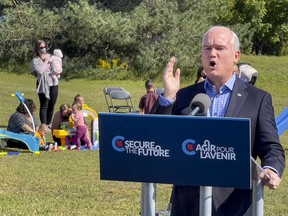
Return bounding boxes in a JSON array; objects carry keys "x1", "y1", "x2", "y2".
[
  {"x1": 0, "y1": 151, "x2": 171, "y2": 215},
  {"x1": 0, "y1": 54, "x2": 288, "y2": 215}
]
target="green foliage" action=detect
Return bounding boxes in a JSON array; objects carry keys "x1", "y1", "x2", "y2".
[
  {"x1": 62, "y1": 56, "x2": 132, "y2": 80},
  {"x1": 232, "y1": 0, "x2": 288, "y2": 55},
  {"x1": 0, "y1": 0, "x2": 288, "y2": 79},
  {"x1": 256, "y1": 0, "x2": 288, "y2": 55},
  {"x1": 91, "y1": 0, "x2": 142, "y2": 12},
  {"x1": 129, "y1": 0, "x2": 213, "y2": 79},
  {"x1": 0, "y1": 2, "x2": 61, "y2": 64},
  {"x1": 56, "y1": 0, "x2": 137, "y2": 78}
]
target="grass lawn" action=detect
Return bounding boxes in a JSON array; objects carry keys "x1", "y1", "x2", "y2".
[{"x1": 0, "y1": 54, "x2": 288, "y2": 215}]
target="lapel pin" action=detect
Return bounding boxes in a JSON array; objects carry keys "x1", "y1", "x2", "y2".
[{"x1": 237, "y1": 93, "x2": 242, "y2": 97}]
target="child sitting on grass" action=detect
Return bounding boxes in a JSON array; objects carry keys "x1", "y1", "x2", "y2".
[
  {"x1": 71, "y1": 103, "x2": 92, "y2": 150},
  {"x1": 36, "y1": 124, "x2": 57, "y2": 151}
]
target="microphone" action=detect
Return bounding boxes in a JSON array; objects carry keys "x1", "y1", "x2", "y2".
[{"x1": 189, "y1": 93, "x2": 211, "y2": 116}]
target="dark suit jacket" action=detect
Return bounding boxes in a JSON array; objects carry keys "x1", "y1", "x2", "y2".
[{"x1": 154, "y1": 77, "x2": 285, "y2": 216}]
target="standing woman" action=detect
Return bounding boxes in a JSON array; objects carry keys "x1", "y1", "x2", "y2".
[{"x1": 31, "y1": 40, "x2": 60, "y2": 128}]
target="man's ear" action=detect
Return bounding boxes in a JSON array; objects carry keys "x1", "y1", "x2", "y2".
[{"x1": 234, "y1": 50, "x2": 241, "y2": 63}]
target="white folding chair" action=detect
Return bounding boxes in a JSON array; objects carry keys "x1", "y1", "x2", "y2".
[{"x1": 155, "y1": 87, "x2": 165, "y2": 95}]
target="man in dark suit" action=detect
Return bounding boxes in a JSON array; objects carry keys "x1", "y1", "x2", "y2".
[{"x1": 154, "y1": 26, "x2": 285, "y2": 216}]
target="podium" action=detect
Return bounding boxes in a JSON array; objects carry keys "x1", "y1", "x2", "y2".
[{"x1": 99, "y1": 113, "x2": 257, "y2": 215}]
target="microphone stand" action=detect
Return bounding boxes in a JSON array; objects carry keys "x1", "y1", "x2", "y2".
[
  {"x1": 189, "y1": 107, "x2": 200, "y2": 116},
  {"x1": 200, "y1": 186, "x2": 212, "y2": 216},
  {"x1": 189, "y1": 94, "x2": 213, "y2": 216}
]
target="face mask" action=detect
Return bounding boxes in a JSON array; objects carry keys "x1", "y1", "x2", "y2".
[{"x1": 39, "y1": 48, "x2": 47, "y2": 53}]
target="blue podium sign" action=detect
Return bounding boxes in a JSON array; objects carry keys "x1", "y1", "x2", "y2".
[{"x1": 99, "y1": 113, "x2": 251, "y2": 189}]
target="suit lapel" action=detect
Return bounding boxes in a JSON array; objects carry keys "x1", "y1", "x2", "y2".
[{"x1": 225, "y1": 78, "x2": 248, "y2": 117}]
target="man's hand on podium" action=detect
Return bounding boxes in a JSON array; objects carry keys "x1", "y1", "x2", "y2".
[{"x1": 260, "y1": 168, "x2": 282, "y2": 190}]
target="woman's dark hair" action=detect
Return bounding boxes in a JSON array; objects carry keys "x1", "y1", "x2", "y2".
[
  {"x1": 59, "y1": 104, "x2": 71, "y2": 121},
  {"x1": 16, "y1": 99, "x2": 36, "y2": 114},
  {"x1": 194, "y1": 66, "x2": 206, "y2": 84},
  {"x1": 196, "y1": 66, "x2": 205, "y2": 79},
  {"x1": 34, "y1": 39, "x2": 47, "y2": 57},
  {"x1": 59, "y1": 104, "x2": 70, "y2": 113}
]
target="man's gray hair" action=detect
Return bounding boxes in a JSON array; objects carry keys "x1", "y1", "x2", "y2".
[{"x1": 202, "y1": 26, "x2": 240, "y2": 51}]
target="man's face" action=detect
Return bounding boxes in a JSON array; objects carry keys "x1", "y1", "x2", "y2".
[{"x1": 201, "y1": 28, "x2": 240, "y2": 85}]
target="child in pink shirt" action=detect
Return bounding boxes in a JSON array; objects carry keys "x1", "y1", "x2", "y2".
[
  {"x1": 51, "y1": 49, "x2": 63, "y2": 80},
  {"x1": 71, "y1": 103, "x2": 92, "y2": 150}
]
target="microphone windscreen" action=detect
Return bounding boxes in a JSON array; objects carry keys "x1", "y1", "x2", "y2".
[{"x1": 190, "y1": 93, "x2": 211, "y2": 116}]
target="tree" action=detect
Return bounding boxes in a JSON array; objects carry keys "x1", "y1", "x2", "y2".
[
  {"x1": 0, "y1": 1, "x2": 61, "y2": 64},
  {"x1": 0, "y1": 0, "x2": 287, "y2": 79},
  {"x1": 253, "y1": 0, "x2": 288, "y2": 55},
  {"x1": 220, "y1": 0, "x2": 288, "y2": 55}
]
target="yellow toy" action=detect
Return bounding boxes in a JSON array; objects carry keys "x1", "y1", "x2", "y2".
[
  {"x1": 52, "y1": 129, "x2": 75, "y2": 147},
  {"x1": 54, "y1": 104, "x2": 99, "y2": 148}
]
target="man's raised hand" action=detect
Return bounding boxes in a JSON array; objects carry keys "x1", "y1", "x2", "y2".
[{"x1": 163, "y1": 57, "x2": 181, "y2": 100}]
